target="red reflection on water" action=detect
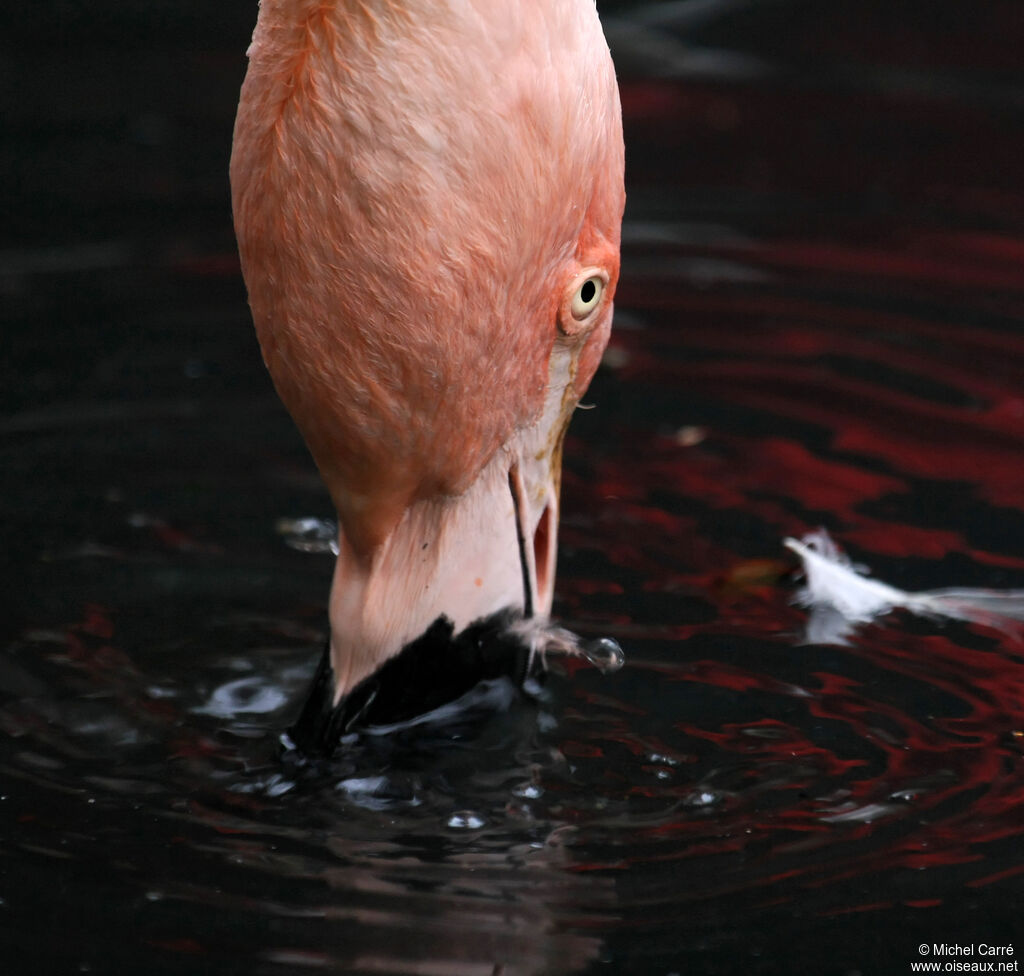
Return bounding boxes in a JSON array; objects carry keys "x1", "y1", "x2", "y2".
[{"x1": 559, "y1": 75, "x2": 1024, "y2": 899}]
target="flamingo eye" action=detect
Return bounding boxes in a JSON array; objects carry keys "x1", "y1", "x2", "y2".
[
  {"x1": 570, "y1": 275, "x2": 604, "y2": 320},
  {"x1": 559, "y1": 267, "x2": 611, "y2": 336}
]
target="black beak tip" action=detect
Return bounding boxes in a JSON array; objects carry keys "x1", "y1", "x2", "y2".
[{"x1": 286, "y1": 609, "x2": 537, "y2": 758}]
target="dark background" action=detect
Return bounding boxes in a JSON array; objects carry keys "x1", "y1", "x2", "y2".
[{"x1": 3, "y1": 4, "x2": 1024, "y2": 975}]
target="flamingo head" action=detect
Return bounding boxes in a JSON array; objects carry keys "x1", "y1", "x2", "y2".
[{"x1": 231, "y1": 0, "x2": 625, "y2": 711}]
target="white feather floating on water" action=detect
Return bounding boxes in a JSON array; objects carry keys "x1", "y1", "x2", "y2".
[{"x1": 784, "y1": 530, "x2": 1024, "y2": 644}]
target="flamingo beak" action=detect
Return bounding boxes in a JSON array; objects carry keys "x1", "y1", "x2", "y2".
[
  {"x1": 285, "y1": 425, "x2": 564, "y2": 752},
  {"x1": 292, "y1": 395, "x2": 569, "y2": 738}
]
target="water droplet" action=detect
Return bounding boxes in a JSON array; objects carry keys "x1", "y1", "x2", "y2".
[
  {"x1": 193, "y1": 677, "x2": 288, "y2": 718},
  {"x1": 509, "y1": 619, "x2": 624, "y2": 673},
  {"x1": 146, "y1": 684, "x2": 178, "y2": 700},
  {"x1": 265, "y1": 777, "x2": 295, "y2": 798},
  {"x1": 446, "y1": 811, "x2": 485, "y2": 830},
  {"x1": 686, "y1": 789, "x2": 722, "y2": 808},
  {"x1": 275, "y1": 517, "x2": 338, "y2": 555},
  {"x1": 648, "y1": 752, "x2": 680, "y2": 766},
  {"x1": 581, "y1": 637, "x2": 624, "y2": 673},
  {"x1": 337, "y1": 776, "x2": 388, "y2": 796}
]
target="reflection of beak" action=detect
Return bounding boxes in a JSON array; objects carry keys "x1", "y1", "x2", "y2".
[{"x1": 323, "y1": 343, "x2": 577, "y2": 710}]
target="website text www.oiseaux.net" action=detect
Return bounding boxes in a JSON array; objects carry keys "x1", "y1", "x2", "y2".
[{"x1": 911, "y1": 945, "x2": 1016, "y2": 973}]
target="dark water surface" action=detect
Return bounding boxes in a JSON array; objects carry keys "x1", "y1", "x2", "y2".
[{"x1": 3, "y1": 2, "x2": 1024, "y2": 973}]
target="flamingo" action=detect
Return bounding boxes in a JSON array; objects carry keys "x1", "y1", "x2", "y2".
[{"x1": 230, "y1": 0, "x2": 624, "y2": 747}]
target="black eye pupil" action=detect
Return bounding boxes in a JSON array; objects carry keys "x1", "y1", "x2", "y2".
[{"x1": 580, "y1": 279, "x2": 596, "y2": 304}]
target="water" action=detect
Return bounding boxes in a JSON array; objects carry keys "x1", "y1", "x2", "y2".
[{"x1": 3, "y1": 2, "x2": 1024, "y2": 973}]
